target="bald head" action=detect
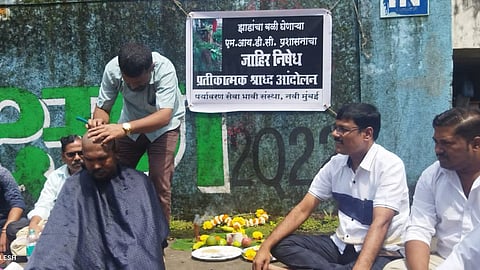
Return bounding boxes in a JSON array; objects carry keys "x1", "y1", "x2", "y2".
[
  {"x1": 82, "y1": 135, "x2": 115, "y2": 152},
  {"x1": 81, "y1": 133, "x2": 117, "y2": 181}
]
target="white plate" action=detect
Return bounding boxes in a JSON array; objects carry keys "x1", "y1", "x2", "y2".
[{"x1": 191, "y1": 245, "x2": 243, "y2": 261}]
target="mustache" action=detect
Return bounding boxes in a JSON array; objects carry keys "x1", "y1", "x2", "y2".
[{"x1": 71, "y1": 160, "x2": 83, "y2": 166}]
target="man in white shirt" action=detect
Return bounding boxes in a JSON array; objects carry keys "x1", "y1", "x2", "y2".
[
  {"x1": 253, "y1": 103, "x2": 409, "y2": 270},
  {"x1": 28, "y1": 134, "x2": 83, "y2": 234},
  {"x1": 436, "y1": 224, "x2": 480, "y2": 270},
  {"x1": 9, "y1": 135, "x2": 83, "y2": 257},
  {"x1": 384, "y1": 107, "x2": 480, "y2": 269}
]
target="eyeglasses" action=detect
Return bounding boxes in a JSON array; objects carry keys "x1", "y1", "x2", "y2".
[
  {"x1": 331, "y1": 124, "x2": 359, "y2": 136},
  {"x1": 65, "y1": 151, "x2": 83, "y2": 158}
]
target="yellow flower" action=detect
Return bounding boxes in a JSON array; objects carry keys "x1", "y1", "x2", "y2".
[
  {"x1": 252, "y1": 231, "x2": 263, "y2": 240},
  {"x1": 202, "y1": 220, "x2": 213, "y2": 230},
  {"x1": 232, "y1": 216, "x2": 246, "y2": 226},
  {"x1": 244, "y1": 248, "x2": 257, "y2": 260},
  {"x1": 255, "y1": 208, "x2": 266, "y2": 218}
]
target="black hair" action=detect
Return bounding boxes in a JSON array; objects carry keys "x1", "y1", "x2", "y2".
[
  {"x1": 60, "y1": 134, "x2": 82, "y2": 153},
  {"x1": 118, "y1": 42, "x2": 153, "y2": 77},
  {"x1": 336, "y1": 103, "x2": 381, "y2": 140},
  {"x1": 433, "y1": 107, "x2": 480, "y2": 142}
]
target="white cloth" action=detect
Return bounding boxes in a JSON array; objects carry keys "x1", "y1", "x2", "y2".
[
  {"x1": 308, "y1": 143, "x2": 409, "y2": 253},
  {"x1": 10, "y1": 220, "x2": 46, "y2": 256},
  {"x1": 27, "y1": 164, "x2": 71, "y2": 221},
  {"x1": 383, "y1": 254, "x2": 444, "y2": 270},
  {"x1": 404, "y1": 161, "x2": 480, "y2": 259},
  {"x1": 4, "y1": 262, "x2": 24, "y2": 270},
  {"x1": 437, "y1": 224, "x2": 480, "y2": 270}
]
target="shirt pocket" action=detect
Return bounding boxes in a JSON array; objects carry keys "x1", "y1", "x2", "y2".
[{"x1": 146, "y1": 87, "x2": 157, "y2": 107}]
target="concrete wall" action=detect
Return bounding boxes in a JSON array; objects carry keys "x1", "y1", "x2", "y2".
[
  {"x1": 358, "y1": 0, "x2": 452, "y2": 191},
  {"x1": 453, "y1": 0, "x2": 480, "y2": 48},
  {"x1": 0, "y1": 0, "x2": 452, "y2": 220}
]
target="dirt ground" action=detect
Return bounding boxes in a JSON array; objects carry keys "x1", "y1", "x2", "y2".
[
  {"x1": 11, "y1": 242, "x2": 286, "y2": 270},
  {"x1": 165, "y1": 244, "x2": 287, "y2": 270},
  {"x1": 166, "y1": 246, "x2": 252, "y2": 270}
]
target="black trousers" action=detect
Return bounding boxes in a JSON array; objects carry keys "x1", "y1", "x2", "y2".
[
  {"x1": 0, "y1": 217, "x2": 29, "y2": 244},
  {"x1": 271, "y1": 234, "x2": 395, "y2": 270}
]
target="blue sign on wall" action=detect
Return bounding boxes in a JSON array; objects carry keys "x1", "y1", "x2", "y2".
[{"x1": 380, "y1": 0, "x2": 429, "y2": 18}]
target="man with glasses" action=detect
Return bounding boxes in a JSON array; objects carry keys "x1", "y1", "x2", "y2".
[
  {"x1": 384, "y1": 107, "x2": 480, "y2": 269},
  {"x1": 10, "y1": 134, "x2": 83, "y2": 258},
  {"x1": 26, "y1": 134, "x2": 83, "y2": 235},
  {"x1": 253, "y1": 103, "x2": 409, "y2": 270}
]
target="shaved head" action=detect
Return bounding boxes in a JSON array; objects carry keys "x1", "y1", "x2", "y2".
[
  {"x1": 81, "y1": 132, "x2": 117, "y2": 181},
  {"x1": 82, "y1": 135, "x2": 115, "y2": 153}
]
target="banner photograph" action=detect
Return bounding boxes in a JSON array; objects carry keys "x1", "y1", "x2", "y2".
[{"x1": 186, "y1": 9, "x2": 332, "y2": 113}]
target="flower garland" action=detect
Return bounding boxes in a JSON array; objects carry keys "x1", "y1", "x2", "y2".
[{"x1": 202, "y1": 208, "x2": 269, "y2": 232}]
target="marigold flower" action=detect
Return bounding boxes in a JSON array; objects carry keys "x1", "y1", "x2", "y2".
[
  {"x1": 202, "y1": 220, "x2": 213, "y2": 230},
  {"x1": 232, "y1": 216, "x2": 246, "y2": 226},
  {"x1": 244, "y1": 248, "x2": 257, "y2": 260},
  {"x1": 255, "y1": 208, "x2": 267, "y2": 218},
  {"x1": 252, "y1": 231, "x2": 263, "y2": 240}
]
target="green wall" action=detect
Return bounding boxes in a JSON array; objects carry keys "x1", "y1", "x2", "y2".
[{"x1": 0, "y1": 0, "x2": 451, "y2": 220}]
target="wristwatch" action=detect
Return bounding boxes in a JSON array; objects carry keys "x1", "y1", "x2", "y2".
[{"x1": 122, "y1": 122, "x2": 132, "y2": 135}]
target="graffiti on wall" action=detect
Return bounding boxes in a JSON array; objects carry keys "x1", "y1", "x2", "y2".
[
  {"x1": 228, "y1": 124, "x2": 331, "y2": 198},
  {"x1": 0, "y1": 87, "x2": 187, "y2": 200},
  {"x1": 1, "y1": 86, "x2": 332, "y2": 202}
]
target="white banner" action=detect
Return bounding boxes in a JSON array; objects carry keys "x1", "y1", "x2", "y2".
[{"x1": 186, "y1": 9, "x2": 332, "y2": 112}]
